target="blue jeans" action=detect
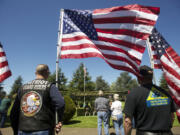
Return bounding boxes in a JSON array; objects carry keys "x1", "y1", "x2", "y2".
[
  {"x1": 97, "y1": 111, "x2": 109, "y2": 135},
  {"x1": 0, "y1": 112, "x2": 7, "y2": 128},
  {"x1": 113, "y1": 114, "x2": 124, "y2": 135},
  {"x1": 18, "y1": 130, "x2": 49, "y2": 135}
]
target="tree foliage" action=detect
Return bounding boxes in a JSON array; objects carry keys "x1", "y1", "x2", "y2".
[
  {"x1": 68, "y1": 63, "x2": 95, "y2": 91},
  {"x1": 114, "y1": 72, "x2": 138, "y2": 92},
  {"x1": 0, "y1": 83, "x2": 3, "y2": 92},
  {"x1": 47, "y1": 68, "x2": 67, "y2": 91},
  {"x1": 159, "y1": 73, "x2": 169, "y2": 91},
  {"x1": 95, "y1": 76, "x2": 110, "y2": 91},
  {"x1": 10, "y1": 76, "x2": 23, "y2": 96}
]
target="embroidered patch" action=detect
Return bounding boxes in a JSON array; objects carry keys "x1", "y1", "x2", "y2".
[
  {"x1": 21, "y1": 91, "x2": 42, "y2": 117},
  {"x1": 146, "y1": 87, "x2": 170, "y2": 107}
]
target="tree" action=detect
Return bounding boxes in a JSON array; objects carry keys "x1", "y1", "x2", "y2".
[
  {"x1": 10, "y1": 76, "x2": 23, "y2": 97},
  {"x1": 95, "y1": 76, "x2": 110, "y2": 91},
  {"x1": 68, "y1": 63, "x2": 95, "y2": 91},
  {"x1": 110, "y1": 82, "x2": 116, "y2": 91},
  {"x1": 114, "y1": 72, "x2": 138, "y2": 92},
  {"x1": 47, "y1": 68, "x2": 67, "y2": 91},
  {"x1": 0, "y1": 83, "x2": 3, "y2": 92},
  {"x1": 159, "y1": 73, "x2": 169, "y2": 91}
]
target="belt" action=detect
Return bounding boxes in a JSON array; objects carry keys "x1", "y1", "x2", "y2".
[
  {"x1": 98, "y1": 109, "x2": 108, "y2": 112},
  {"x1": 136, "y1": 130, "x2": 173, "y2": 135}
]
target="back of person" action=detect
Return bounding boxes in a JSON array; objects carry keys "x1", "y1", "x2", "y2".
[
  {"x1": 123, "y1": 65, "x2": 175, "y2": 135},
  {"x1": 10, "y1": 64, "x2": 65, "y2": 135},
  {"x1": 0, "y1": 97, "x2": 11, "y2": 113},
  {"x1": 18, "y1": 79, "x2": 54, "y2": 131},
  {"x1": 111, "y1": 100, "x2": 122, "y2": 116},
  {"x1": 95, "y1": 97, "x2": 109, "y2": 111},
  {"x1": 130, "y1": 85, "x2": 174, "y2": 131},
  {"x1": 95, "y1": 90, "x2": 110, "y2": 135}
]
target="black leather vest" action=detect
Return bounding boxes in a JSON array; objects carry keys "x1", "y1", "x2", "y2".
[{"x1": 18, "y1": 79, "x2": 55, "y2": 131}]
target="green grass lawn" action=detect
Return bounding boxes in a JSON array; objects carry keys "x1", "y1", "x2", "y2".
[
  {"x1": 63, "y1": 116, "x2": 97, "y2": 128},
  {"x1": 63, "y1": 115, "x2": 180, "y2": 128}
]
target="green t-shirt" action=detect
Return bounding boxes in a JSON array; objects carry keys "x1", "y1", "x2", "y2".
[{"x1": 0, "y1": 98, "x2": 11, "y2": 113}]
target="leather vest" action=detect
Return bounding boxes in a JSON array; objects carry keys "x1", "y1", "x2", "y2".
[{"x1": 18, "y1": 79, "x2": 55, "y2": 131}]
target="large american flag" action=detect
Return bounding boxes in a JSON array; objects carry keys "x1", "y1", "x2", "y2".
[
  {"x1": 0, "y1": 43, "x2": 12, "y2": 82},
  {"x1": 59, "y1": 4, "x2": 160, "y2": 76},
  {"x1": 149, "y1": 28, "x2": 180, "y2": 122}
]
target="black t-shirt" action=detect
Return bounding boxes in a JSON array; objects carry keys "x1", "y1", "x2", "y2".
[{"x1": 123, "y1": 84, "x2": 176, "y2": 131}]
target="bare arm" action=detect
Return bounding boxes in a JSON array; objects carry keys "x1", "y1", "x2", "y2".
[{"x1": 124, "y1": 116, "x2": 132, "y2": 135}]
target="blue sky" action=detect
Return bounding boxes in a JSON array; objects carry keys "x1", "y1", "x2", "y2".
[{"x1": 0, "y1": 0, "x2": 180, "y2": 93}]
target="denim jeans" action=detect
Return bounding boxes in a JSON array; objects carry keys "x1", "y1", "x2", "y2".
[
  {"x1": 113, "y1": 114, "x2": 124, "y2": 135},
  {"x1": 0, "y1": 112, "x2": 7, "y2": 128},
  {"x1": 97, "y1": 111, "x2": 109, "y2": 135},
  {"x1": 18, "y1": 130, "x2": 49, "y2": 135}
]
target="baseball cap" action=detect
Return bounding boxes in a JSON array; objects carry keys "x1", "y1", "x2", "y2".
[{"x1": 139, "y1": 65, "x2": 153, "y2": 77}]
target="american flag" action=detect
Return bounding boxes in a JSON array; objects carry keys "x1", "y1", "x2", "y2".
[
  {"x1": 149, "y1": 28, "x2": 180, "y2": 122},
  {"x1": 59, "y1": 4, "x2": 160, "y2": 76},
  {"x1": 0, "y1": 43, "x2": 12, "y2": 82}
]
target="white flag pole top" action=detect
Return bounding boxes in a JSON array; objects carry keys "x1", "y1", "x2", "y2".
[
  {"x1": 146, "y1": 37, "x2": 156, "y2": 85},
  {"x1": 56, "y1": 9, "x2": 64, "y2": 88}
]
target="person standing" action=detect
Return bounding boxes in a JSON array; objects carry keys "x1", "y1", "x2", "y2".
[
  {"x1": 108, "y1": 95, "x2": 113, "y2": 128},
  {"x1": 111, "y1": 94, "x2": 124, "y2": 135},
  {"x1": 95, "y1": 90, "x2": 110, "y2": 135},
  {"x1": 123, "y1": 65, "x2": 176, "y2": 135},
  {"x1": 0, "y1": 91, "x2": 11, "y2": 128},
  {"x1": 10, "y1": 64, "x2": 65, "y2": 135}
]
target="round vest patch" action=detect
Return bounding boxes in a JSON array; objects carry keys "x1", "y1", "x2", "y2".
[{"x1": 21, "y1": 91, "x2": 42, "y2": 117}]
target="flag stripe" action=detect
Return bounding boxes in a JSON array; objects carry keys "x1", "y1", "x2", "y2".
[
  {"x1": 0, "y1": 52, "x2": 5, "y2": 57},
  {"x1": 93, "y1": 4, "x2": 159, "y2": 15},
  {"x1": 96, "y1": 29, "x2": 150, "y2": 40},
  {"x1": 161, "y1": 55, "x2": 180, "y2": 80},
  {"x1": 96, "y1": 45, "x2": 141, "y2": 64},
  {"x1": 0, "y1": 70, "x2": 11, "y2": 83},
  {"x1": 93, "y1": 17, "x2": 156, "y2": 26},
  {"x1": 97, "y1": 32, "x2": 146, "y2": 47},
  {"x1": 97, "y1": 36, "x2": 145, "y2": 53},
  {"x1": 0, "y1": 61, "x2": 9, "y2": 68},
  {"x1": 94, "y1": 23, "x2": 154, "y2": 33}
]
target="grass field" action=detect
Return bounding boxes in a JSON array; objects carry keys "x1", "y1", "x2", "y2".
[{"x1": 63, "y1": 115, "x2": 180, "y2": 128}]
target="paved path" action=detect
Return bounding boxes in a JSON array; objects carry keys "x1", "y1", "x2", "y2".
[{"x1": 1, "y1": 127, "x2": 180, "y2": 135}]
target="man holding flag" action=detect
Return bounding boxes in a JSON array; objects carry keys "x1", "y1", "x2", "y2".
[{"x1": 123, "y1": 65, "x2": 176, "y2": 135}]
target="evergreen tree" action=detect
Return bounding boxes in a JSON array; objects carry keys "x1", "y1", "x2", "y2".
[
  {"x1": 115, "y1": 72, "x2": 138, "y2": 92},
  {"x1": 95, "y1": 76, "x2": 110, "y2": 91},
  {"x1": 47, "y1": 68, "x2": 67, "y2": 91},
  {"x1": 110, "y1": 82, "x2": 116, "y2": 91},
  {"x1": 159, "y1": 73, "x2": 169, "y2": 91},
  {"x1": 0, "y1": 83, "x2": 3, "y2": 92},
  {"x1": 10, "y1": 76, "x2": 23, "y2": 96},
  {"x1": 68, "y1": 63, "x2": 95, "y2": 91}
]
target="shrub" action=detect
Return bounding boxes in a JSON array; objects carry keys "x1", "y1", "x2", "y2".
[{"x1": 63, "y1": 96, "x2": 76, "y2": 123}]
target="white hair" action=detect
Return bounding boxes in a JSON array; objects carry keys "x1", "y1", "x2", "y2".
[{"x1": 113, "y1": 94, "x2": 119, "y2": 100}]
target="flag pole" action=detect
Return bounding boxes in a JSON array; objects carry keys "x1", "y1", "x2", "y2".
[
  {"x1": 56, "y1": 9, "x2": 64, "y2": 88},
  {"x1": 146, "y1": 38, "x2": 157, "y2": 85},
  {"x1": 55, "y1": 9, "x2": 64, "y2": 135},
  {"x1": 83, "y1": 63, "x2": 86, "y2": 108}
]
